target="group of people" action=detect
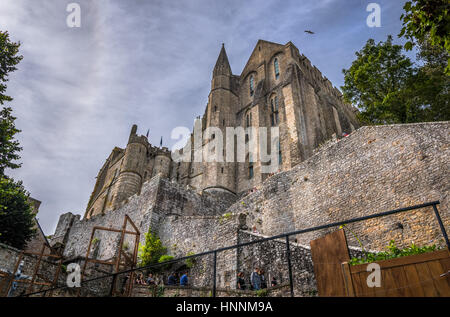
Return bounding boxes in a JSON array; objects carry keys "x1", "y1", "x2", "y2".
[
  {"x1": 135, "y1": 271, "x2": 189, "y2": 287},
  {"x1": 137, "y1": 268, "x2": 278, "y2": 291},
  {"x1": 167, "y1": 271, "x2": 189, "y2": 286},
  {"x1": 135, "y1": 272, "x2": 156, "y2": 286},
  {"x1": 237, "y1": 267, "x2": 277, "y2": 291}
]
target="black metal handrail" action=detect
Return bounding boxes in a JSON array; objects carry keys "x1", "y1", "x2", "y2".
[{"x1": 23, "y1": 201, "x2": 448, "y2": 297}]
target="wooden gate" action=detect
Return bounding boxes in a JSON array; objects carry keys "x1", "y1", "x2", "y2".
[
  {"x1": 342, "y1": 249, "x2": 450, "y2": 297},
  {"x1": 310, "y1": 229, "x2": 350, "y2": 296}
]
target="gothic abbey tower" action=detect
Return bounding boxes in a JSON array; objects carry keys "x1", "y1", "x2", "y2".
[{"x1": 84, "y1": 40, "x2": 359, "y2": 219}]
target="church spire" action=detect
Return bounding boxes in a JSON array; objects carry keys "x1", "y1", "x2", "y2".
[{"x1": 213, "y1": 43, "x2": 232, "y2": 77}]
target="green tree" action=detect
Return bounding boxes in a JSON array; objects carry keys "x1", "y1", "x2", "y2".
[
  {"x1": 0, "y1": 31, "x2": 23, "y2": 175},
  {"x1": 399, "y1": 0, "x2": 450, "y2": 73},
  {"x1": 0, "y1": 30, "x2": 36, "y2": 249},
  {"x1": 0, "y1": 176, "x2": 36, "y2": 249},
  {"x1": 342, "y1": 35, "x2": 449, "y2": 124},
  {"x1": 410, "y1": 39, "x2": 450, "y2": 121},
  {"x1": 342, "y1": 36, "x2": 416, "y2": 124},
  {"x1": 0, "y1": 107, "x2": 22, "y2": 174},
  {"x1": 138, "y1": 228, "x2": 168, "y2": 267}
]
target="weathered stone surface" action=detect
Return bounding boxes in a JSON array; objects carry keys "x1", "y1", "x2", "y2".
[
  {"x1": 45, "y1": 121, "x2": 449, "y2": 296},
  {"x1": 227, "y1": 122, "x2": 450, "y2": 251}
]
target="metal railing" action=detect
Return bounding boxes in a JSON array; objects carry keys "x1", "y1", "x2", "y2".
[{"x1": 23, "y1": 201, "x2": 448, "y2": 297}]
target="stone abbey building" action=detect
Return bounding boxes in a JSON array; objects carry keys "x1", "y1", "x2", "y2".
[
  {"x1": 32, "y1": 40, "x2": 447, "y2": 295},
  {"x1": 85, "y1": 40, "x2": 359, "y2": 219}
]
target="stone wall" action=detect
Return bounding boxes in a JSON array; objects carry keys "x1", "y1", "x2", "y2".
[
  {"x1": 237, "y1": 231, "x2": 317, "y2": 296},
  {"x1": 45, "y1": 121, "x2": 449, "y2": 297},
  {"x1": 225, "y1": 122, "x2": 450, "y2": 251},
  {"x1": 51, "y1": 175, "x2": 236, "y2": 261},
  {"x1": 158, "y1": 214, "x2": 239, "y2": 289},
  {"x1": 132, "y1": 283, "x2": 292, "y2": 297},
  {"x1": 0, "y1": 243, "x2": 64, "y2": 297}
]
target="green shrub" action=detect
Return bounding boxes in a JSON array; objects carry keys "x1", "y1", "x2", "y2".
[
  {"x1": 255, "y1": 289, "x2": 269, "y2": 297},
  {"x1": 156, "y1": 285, "x2": 165, "y2": 297},
  {"x1": 349, "y1": 240, "x2": 439, "y2": 266},
  {"x1": 185, "y1": 251, "x2": 196, "y2": 268},
  {"x1": 158, "y1": 255, "x2": 174, "y2": 270},
  {"x1": 138, "y1": 228, "x2": 167, "y2": 267}
]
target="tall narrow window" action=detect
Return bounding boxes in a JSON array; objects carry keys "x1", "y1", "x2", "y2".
[
  {"x1": 270, "y1": 96, "x2": 279, "y2": 126},
  {"x1": 249, "y1": 75, "x2": 254, "y2": 96},
  {"x1": 248, "y1": 154, "x2": 254, "y2": 179},
  {"x1": 278, "y1": 142, "x2": 282, "y2": 166},
  {"x1": 274, "y1": 58, "x2": 280, "y2": 79},
  {"x1": 246, "y1": 112, "x2": 252, "y2": 127}
]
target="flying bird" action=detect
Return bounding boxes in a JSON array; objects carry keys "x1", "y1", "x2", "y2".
[{"x1": 304, "y1": 30, "x2": 315, "y2": 34}]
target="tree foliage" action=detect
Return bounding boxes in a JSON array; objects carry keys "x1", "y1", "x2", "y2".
[
  {"x1": 0, "y1": 30, "x2": 36, "y2": 250},
  {"x1": 0, "y1": 31, "x2": 23, "y2": 175},
  {"x1": 411, "y1": 39, "x2": 450, "y2": 121},
  {"x1": 138, "y1": 228, "x2": 168, "y2": 268},
  {"x1": 0, "y1": 31, "x2": 23, "y2": 105},
  {"x1": 342, "y1": 36, "x2": 415, "y2": 124},
  {"x1": 399, "y1": 0, "x2": 450, "y2": 73},
  {"x1": 342, "y1": 35, "x2": 449, "y2": 124},
  {"x1": 0, "y1": 176, "x2": 36, "y2": 249},
  {"x1": 0, "y1": 106, "x2": 22, "y2": 174}
]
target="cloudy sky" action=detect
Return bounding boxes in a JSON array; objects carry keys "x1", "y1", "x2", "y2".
[{"x1": 0, "y1": 0, "x2": 411, "y2": 234}]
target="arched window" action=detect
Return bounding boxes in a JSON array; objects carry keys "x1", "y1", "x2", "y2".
[
  {"x1": 249, "y1": 75, "x2": 254, "y2": 96},
  {"x1": 270, "y1": 96, "x2": 279, "y2": 126},
  {"x1": 274, "y1": 58, "x2": 280, "y2": 79}
]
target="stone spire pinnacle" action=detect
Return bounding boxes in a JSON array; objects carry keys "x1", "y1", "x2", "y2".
[{"x1": 213, "y1": 43, "x2": 232, "y2": 77}]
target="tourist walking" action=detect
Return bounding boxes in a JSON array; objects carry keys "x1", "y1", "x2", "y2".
[
  {"x1": 271, "y1": 276, "x2": 277, "y2": 287},
  {"x1": 167, "y1": 272, "x2": 177, "y2": 285},
  {"x1": 237, "y1": 272, "x2": 246, "y2": 290},
  {"x1": 250, "y1": 267, "x2": 261, "y2": 290},
  {"x1": 259, "y1": 268, "x2": 267, "y2": 289},
  {"x1": 180, "y1": 271, "x2": 189, "y2": 286},
  {"x1": 146, "y1": 273, "x2": 155, "y2": 285}
]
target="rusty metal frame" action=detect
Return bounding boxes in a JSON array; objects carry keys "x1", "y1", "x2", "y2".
[
  {"x1": 4, "y1": 243, "x2": 63, "y2": 297},
  {"x1": 77, "y1": 215, "x2": 140, "y2": 297}
]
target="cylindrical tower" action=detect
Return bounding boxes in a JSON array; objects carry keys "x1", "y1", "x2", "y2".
[
  {"x1": 110, "y1": 125, "x2": 147, "y2": 209},
  {"x1": 152, "y1": 149, "x2": 171, "y2": 179}
]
